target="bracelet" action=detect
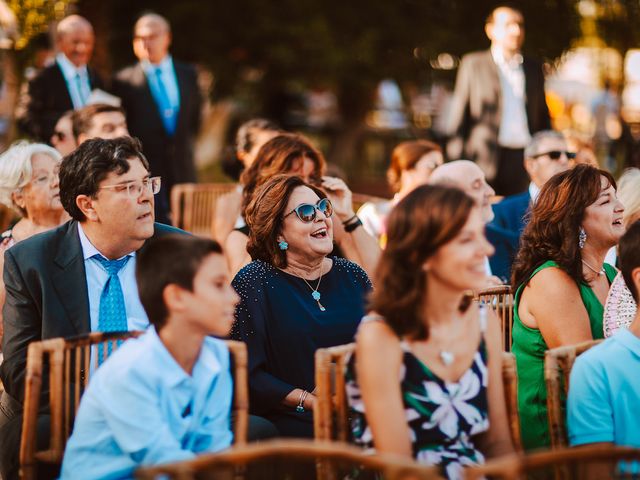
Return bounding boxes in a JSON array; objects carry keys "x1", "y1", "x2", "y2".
[
  {"x1": 344, "y1": 216, "x2": 363, "y2": 233},
  {"x1": 296, "y1": 390, "x2": 309, "y2": 413},
  {"x1": 341, "y1": 214, "x2": 358, "y2": 226}
]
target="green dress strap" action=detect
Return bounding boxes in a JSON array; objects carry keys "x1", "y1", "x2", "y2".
[{"x1": 511, "y1": 260, "x2": 616, "y2": 451}]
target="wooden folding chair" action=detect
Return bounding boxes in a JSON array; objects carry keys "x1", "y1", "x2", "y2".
[
  {"x1": 475, "y1": 285, "x2": 514, "y2": 351},
  {"x1": 20, "y1": 333, "x2": 248, "y2": 480},
  {"x1": 544, "y1": 339, "x2": 603, "y2": 450},
  {"x1": 170, "y1": 182, "x2": 238, "y2": 237},
  {"x1": 314, "y1": 345, "x2": 522, "y2": 454},
  {"x1": 135, "y1": 438, "x2": 443, "y2": 480},
  {"x1": 502, "y1": 352, "x2": 522, "y2": 453},
  {"x1": 465, "y1": 444, "x2": 640, "y2": 480}
]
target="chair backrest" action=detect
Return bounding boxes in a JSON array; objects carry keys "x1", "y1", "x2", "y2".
[
  {"x1": 170, "y1": 182, "x2": 238, "y2": 237},
  {"x1": 20, "y1": 333, "x2": 248, "y2": 480},
  {"x1": 135, "y1": 438, "x2": 443, "y2": 480},
  {"x1": 314, "y1": 343, "x2": 355, "y2": 442},
  {"x1": 544, "y1": 339, "x2": 603, "y2": 450},
  {"x1": 314, "y1": 344, "x2": 522, "y2": 454},
  {"x1": 501, "y1": 352, "x2": 522, "y2": 453},
  {"x1": 475, "y1": 285, "x2": 514, "y2": 351},
  {"x1": 465, "y1": 444, "x2": 640, "y2": 480}
]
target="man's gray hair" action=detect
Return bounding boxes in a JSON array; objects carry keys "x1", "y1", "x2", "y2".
[{"x1": 524, "y1": 130, "x2": 566, "y2": 159}]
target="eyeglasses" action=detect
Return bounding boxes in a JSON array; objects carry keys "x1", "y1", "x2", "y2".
[
  {"x1": 532, "y1": 150, "x2": 576, "y2": 160},
  {"x1": 284, "y1": 198, "x2": 333, "y2": 223},
  {"x1": 99, "y1": 176, "x2": 161, "y2": 198}
]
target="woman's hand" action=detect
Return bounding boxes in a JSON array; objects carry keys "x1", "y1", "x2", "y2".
[{"x1": 321, "y1": 176, "x2": 354, "y2": 222}]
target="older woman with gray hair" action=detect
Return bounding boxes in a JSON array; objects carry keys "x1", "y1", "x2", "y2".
[{"x1": 0, "y1": 142, "x2": 68, "y2": 345}]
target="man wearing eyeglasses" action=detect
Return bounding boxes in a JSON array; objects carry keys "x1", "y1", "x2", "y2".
[
  {"x1": 0, "y1": 137, "x2": 182, "y2": 480},
  {"x1": 446, "y1": 6, "x2": 551, "y2": 197},
  {"x1": 111, "y1": 12, "x2": 202, "y2": 225},
  {"x1": 489, "y1": 130, "x2": 571, "y2": 279}
]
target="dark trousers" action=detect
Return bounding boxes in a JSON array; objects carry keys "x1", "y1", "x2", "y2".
[{"x1": 492, "y1": 146, "x2": 528, "y2": 197}]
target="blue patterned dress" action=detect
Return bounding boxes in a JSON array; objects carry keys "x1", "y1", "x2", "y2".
[{"x1": 345, "y1": 309, "x2": 490, "y2": 480}]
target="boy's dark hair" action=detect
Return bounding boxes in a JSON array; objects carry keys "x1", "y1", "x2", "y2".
[
  {"x1": 619, "y1": 220, "x2": 640, "y2": 302},
  {"x1": 59, "y1": 136, "x2": 149, "y2": 221},
  {"x1": 136, "y1": 234, "x2": 223, "y2": 330},
  {"x1": 71, "y1": 103, "x2": 126, "y2": 140}
]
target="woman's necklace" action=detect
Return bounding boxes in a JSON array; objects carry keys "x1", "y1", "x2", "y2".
[
  {"x1": 582, "y1": 259, "x2": 605, "y2": 277},
  {"x1": 301, "y1": 264, "x2": 326, "y2": 311}
]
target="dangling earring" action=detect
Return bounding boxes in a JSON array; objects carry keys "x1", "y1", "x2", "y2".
[
  {"x1": 278, "y1": 240, "x2": 289, "y2": 251},
  {"x1": 578, "y1": 227, "x2": 587, "y2": 249}
]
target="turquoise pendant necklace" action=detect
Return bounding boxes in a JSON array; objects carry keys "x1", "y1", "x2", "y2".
[{"x1": 302, "y1": 265, "x2": 326, "y2": 311}]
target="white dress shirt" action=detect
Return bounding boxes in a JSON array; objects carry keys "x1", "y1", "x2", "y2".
[
  {"x1": 56, "y1": 53, "x2": 91, "y2": 109},
  {"x1": 528, "y1": 182, "x2": 541, "y2": 204},
  {"x1": 77, "y1": 223, "x2": 149, "y2": 332},
  {"x1": 492, "y1": 48, "x2": 531, "y2": 148}
]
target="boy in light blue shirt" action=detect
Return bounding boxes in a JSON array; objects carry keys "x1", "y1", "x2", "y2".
[
  {"x1": 568, "y1": 220, "x2": 640, "y2": 449},
  {"x1": 61, "y1": 235, "x2": 240, "y2": 479}
]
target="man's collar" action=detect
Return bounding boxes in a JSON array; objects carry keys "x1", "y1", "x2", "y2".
[
  {"x1": 77, "y1": 222, "x2": 135, "y2": 261},
  {"x1": 529, "y1": 182, "x2": 540, "y2": 203},
  {"x1": 491, "y1": 47, "x2": 523, "y2": 68},
  {"x1": 141, "y1": 55, "x2": 173, "y2": 73},
  {"x1": 56, "y1": 53, "x2": 88, "y2": 78}
]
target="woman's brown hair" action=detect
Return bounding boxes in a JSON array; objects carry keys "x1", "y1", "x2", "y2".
[
  {"x1": 512, "y1": 164, "x2": 617, "y2": 290},
  {"x1": 387, "y1": 140, "x2": 441, "y2": 192},
  {"x1": 245, "y1": 174, "x2": 327, "y2": 269},
  {"x1": 240, "y1": 133, "x2": 326, "y2": 216},
  {"x1": 369, "y1": 184, "x2": 476, "y2": 340}
]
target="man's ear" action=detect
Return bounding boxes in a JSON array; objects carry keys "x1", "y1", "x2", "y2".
[
  {"x1": 163, "y1": 283, "x2": 187, "y2": 312},
  {"x1": 485, "y1": 23, "x2": 494, "y2": 41},
  {"x1": 76, "y1": 194, "x2": 98, "y2": 221}
]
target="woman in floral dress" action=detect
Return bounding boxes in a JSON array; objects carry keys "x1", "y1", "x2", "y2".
[{"x1": 345, "y1": 185, "x2": 514, "y2": 479}]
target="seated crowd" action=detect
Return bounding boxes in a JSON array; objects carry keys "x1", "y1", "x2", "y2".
[{"x1": 0, "y1": 11, "x2": 639, "y2": 480}]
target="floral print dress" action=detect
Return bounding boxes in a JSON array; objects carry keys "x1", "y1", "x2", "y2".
[{"x1": 345, "y1": 309, "x2": 489, "y2": 480}]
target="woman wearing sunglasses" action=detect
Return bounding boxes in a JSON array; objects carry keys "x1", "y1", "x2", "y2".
[
  {"x1": 224, "y1": 132, "x2": 380, "y2": 277},
  {"x1": 231, "y1": 174, "x2": 372, "y2": 438}
]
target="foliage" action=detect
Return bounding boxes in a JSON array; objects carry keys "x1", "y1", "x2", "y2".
[{"x1": 6, "y1": 0, "x2": 73, "y2": 50}]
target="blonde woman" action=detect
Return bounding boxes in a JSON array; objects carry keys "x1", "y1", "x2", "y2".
[{"x1": 0, "y1": 142, "x2": 69, "y2": 344}]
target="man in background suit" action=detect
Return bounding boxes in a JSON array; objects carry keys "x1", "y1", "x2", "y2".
[
  {"x1": 111, "y1": 13, "x2": 203, "y2": 224},
  {"x1": 21, "y1": 15, "x2": 103, "y2": 142},
  {"x1": 490, "y1": 130, "x2": 571, "y2": 279},
  {"x1": 446, "y1": 6, "x2": 551, "y2": 196},
  {"x1": 0, "y1": 137, "x2": 181, "y2": 479}
]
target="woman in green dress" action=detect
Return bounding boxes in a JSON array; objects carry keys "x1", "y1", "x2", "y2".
[{"x1": 511, "y1": 164, "x2": 625, "y2": 451}]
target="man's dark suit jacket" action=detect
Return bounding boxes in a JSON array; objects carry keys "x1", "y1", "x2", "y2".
[
  {"x1": 487, "y1": 191, "x2": 532, "y2": 282},
  {"x1": 486, "y1": 223, "x2": 520, "y2": 284},
  {"x1": 492, "y1": 190, "x2": 531, "y2": 237},
  {"x1": 0, "y1": 220, "x2": 181, "y2": 405},
  {"x1": 20, "y1": 62, "x2": 103, "y2": 142},
  {"x1": 110, "y1": 62, "x2": 202, "y2": 195},
  {"x1": 446, "y1": 50, "x2": 551, "y2": 181}
]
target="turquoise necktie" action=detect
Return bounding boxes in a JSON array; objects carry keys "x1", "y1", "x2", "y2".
[
  {"x1": 93, "y1": 254, "x2": 130, "y2": 333},
  {"x1": 153, "y1": 67, "x2": 177, "y2": 136}
]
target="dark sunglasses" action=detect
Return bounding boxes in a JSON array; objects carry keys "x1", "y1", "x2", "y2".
[
  {"x1": 284, "y1": 198, "x2": 333, "y2": 223},
  {"x1": 532, "y1": 150, "x2": 576, "y2": 160}
]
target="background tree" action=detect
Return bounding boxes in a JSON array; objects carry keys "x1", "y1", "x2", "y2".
[{"x1": 81, "y1": 0, "x2": 580, "y2": 171}]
